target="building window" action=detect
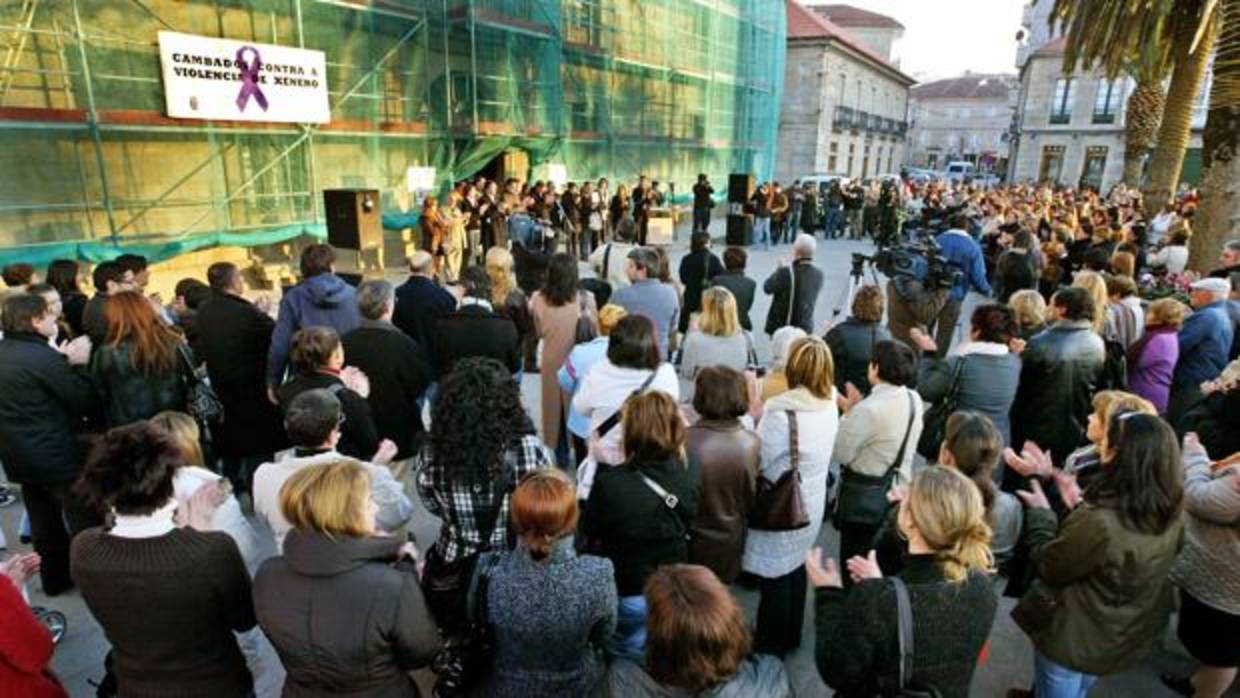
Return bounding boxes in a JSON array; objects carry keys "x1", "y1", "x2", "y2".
[
  {"x1": 847, "y1": 143, "x2": 855, "y2": 175},
  {"x1": 1079, "y1": 146, "x2": 1108, "y2": 189},
  {"x1": 1050, "y1": 78, "x2": 1074, "y2": 124},
  {"x1": 1039, "y1": 145, "x2": 1066, "y2": 182},
  {"x1": 1093, "y1": 79, "x2": 1121, "y2": 124},
  {"x1": 862, "y1": 144, "x2": 871, "y2": 177},
  {"x1": 927, "y1": 153, "x2": 939, "y2": 169},
  {"x1": 839, "y1": 74, "x2": 847, "y2": 101},
  {"x1": 828, "y1": 141, "x2": 839, "y2": 172}
]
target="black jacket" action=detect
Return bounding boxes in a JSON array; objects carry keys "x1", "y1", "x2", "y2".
[
  {"x1": 815, "y1": 556, "x2": 997, "y2": 698},
  {"x1": 194, "y1": 292, "x2": 288, "y2": 459},
  {"x1": 253, "y1": 531, "x2": 440, "y2": 698},
  {"x1": 82, "y1": 293, "x2": 108, "y2": 345},
  {"x1": 342, "y1": 320, "x2": 433, "y2": 459},
  {"x1": 433, "y1": 303, "x2": 521, "y2": 376},
  {"x1": 763, "y1": 259, "x2": 824, "y2": 336},
  {"x1": 392, "y1": 275, "x2": 456, "y2": 361},
  {"x1": 994, "y1": 249, "x2": 1039, "y2": 304},
  {"x1": 825, "y1": 318, "x2": 892, "y2": 395},
  {"x1": 90, "y1": 341, "x2": 190, "y2": 427},
  {"x1": 1010, "y1": 321, "x2": 1105, "y2": 473},
  {"x1": 678, "y1": 250, "x2": 725, "y2": 334},
  {"x1": 709, "y1": 270, "x2": 757, "y2": 332},
  {"x1": 277, "y1": 372, "x2": 380, "y2": 461},
  {"x1": 582, "y1": 458, "x2": 701, "y2": 597},
  {"x1": 63, "y1": 291, "x2": 88, "y2": 338},
  {"x1": 0, "y1": 333, "x2": 96, "y2": 485}
]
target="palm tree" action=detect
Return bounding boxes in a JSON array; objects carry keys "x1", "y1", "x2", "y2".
[
  {"x1": 1120, "y1": 44, "x2": 1171, "y2": 186},
  {"x1": 1143, "y1": 0, "x2": 1219, "y2": 214},
  {"x1": 1046, "y1": 0, "x2": 1217, "y2": 210},
  {"x1": 1189, "y1": 0, "x2": 1239, "y2": 272}
]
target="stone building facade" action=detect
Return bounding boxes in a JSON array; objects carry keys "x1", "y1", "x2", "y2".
[
  {"x1": 1008, "y1": 0, "x2": 1208, "y2": 191},
  {"x1": 775, "y1": 1, "x2": 915, "y2": 184},
  {"x1": 907, "y1": 74, "x2": 1017, "y2": 173}
]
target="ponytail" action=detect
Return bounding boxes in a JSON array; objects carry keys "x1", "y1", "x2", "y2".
[
  {"x1": 935, "y1": 519, "x2": 994, "y2": 583},
  {"x1": 907, "y1": 466, "x2": 996, "y2": 583}
]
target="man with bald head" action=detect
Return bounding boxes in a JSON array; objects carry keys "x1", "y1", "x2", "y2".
[{"x1": 393, "y1": 250, "x2": 457, "y2": 366}]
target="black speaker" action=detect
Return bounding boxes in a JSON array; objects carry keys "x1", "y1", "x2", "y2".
[
  {"x1": 728, "y1": 173, "x2": 755, "y2": 204},
  {"x1": 324, "y1": 189, "x2": 382, "y2": 251},
  {"x1": 726, "y1": 213, "x2": 753, "y2": 246}
]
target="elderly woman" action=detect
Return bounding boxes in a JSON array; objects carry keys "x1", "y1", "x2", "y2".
[
  {"x1": 1127, "y1": 298, "x2": 1185, "y2": 415},
  {"x1": 759, "y1": 326, "x2": 807, "y2": 402}
]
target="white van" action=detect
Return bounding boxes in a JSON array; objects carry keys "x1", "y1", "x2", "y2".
[{"x1": 943, "y1": 161, "x2": 976, "y2": 182}]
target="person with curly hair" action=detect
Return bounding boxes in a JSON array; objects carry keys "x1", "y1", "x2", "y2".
[
  {"x1": 70, "y1": 421, "x2": 256, "y2": 698},
  {"x1": 414, "y1": 357, "x2": 555, "y2": 634}
]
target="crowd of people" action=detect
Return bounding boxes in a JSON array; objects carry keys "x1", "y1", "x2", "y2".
[{"x1": 0, "y1": 170, "x2": 1237, "y2": 698}]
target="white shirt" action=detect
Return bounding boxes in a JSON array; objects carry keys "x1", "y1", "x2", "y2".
[
  {"x1": 1151, "y1": 245, "x2": 1189, "y2": 275},
  {"x1": 588, "y1": 242, "x2": 635, "y2": 290},
  {"x1": 832, "y1": 383, "x2": 924, "y2": 485},
  {"x1": 173, "y1": 466, "x2": 265, "y2": 572},
  {"x1": 571, "y1": 359, "x2": 679, "y2": 498}
]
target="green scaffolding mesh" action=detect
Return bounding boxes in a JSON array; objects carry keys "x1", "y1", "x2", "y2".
[{"x1": 0, "y1": 0, "x2": 785, "y2": 266}]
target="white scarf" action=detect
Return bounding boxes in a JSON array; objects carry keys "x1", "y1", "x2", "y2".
[
  {"x1": 764, "y1": 386, "x2": 836, "y2": 414},
  {"x1": 955, "y1": 341, "x2": 1009, "y2": 357},
  {"x1": 111, "y1": 498, "x2": 177, "y2": 539}
]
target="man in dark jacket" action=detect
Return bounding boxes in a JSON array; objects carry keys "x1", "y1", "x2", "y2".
[
  {"x1": 1009, "y1": 287, "x2": 1105, "y2": 481},
  {"x1": 1168, "y1": 278, "x2": 1236, "y2": 427},
  {"x1": 677, "y1": 231, "x2": 725, "y2": 335},
  {"x1": 709, "y1": 246, "x2": 757, "y2": 332},
  {"x1": 81, "y1": 260, "x2": 136, "y2": 345},
  {"x1": 0, "y1": 293, "x2": 97, "y2": 594},
  {"x1": 763, "y1": 234, "x2": 825, "y2": 336},
  {"x1": 692, "y1": 173, "x2": 715, "y2": 233},
  {"x1": 195, "y1": 262, "x2": 288, "y2": 491},
  {"x1": 392, "y1": 250, "x2": 457, "y2": 363},
  {"x1": 434, "y1": 266, "x2": 520, "y2": 376},
  {"x1": 343, "y1": 279, "x2": 433, "y2": 462},
  {"x1": 267, "y1": 244, "x2": 361, "y2": 393}
]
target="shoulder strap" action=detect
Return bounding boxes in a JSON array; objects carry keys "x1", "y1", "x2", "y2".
[
  {"x1": 603, "y1": 244, "x2": 612, "y2": 280},
  {"x1": 786, "y1": 264, "x2": 797, "y2": 327},
  {"x1": 638, "y1": 472, "x2": 689, "y2": 536},
  {"x1": 594, "y1": 370, "x2": 658, "y2": 440},
  {"x1": 891, "y1": 576, "x2": 915, "y2": 691},
  {"x1": 888, "y1": 390, "x2": 917, "y2": 479},
  {"x1": 478, "y1": 450, "x2": 517, "y2": 551},
  {"x1": 786, "y1": 410, "x2": 800, "y2": 473}
]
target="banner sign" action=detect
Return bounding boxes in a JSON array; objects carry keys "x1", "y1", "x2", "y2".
[{"x1": 157, "y1": 31, "x2": 330, "y2": 124}]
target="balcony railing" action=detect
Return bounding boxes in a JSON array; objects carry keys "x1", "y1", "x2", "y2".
[{"x1": 832, "y1": 107, "x2": 908, "y2": 137}]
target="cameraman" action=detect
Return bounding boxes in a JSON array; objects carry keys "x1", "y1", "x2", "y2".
[{"x1": 931, "y1": 211, "x2": 992, "y2": 357}]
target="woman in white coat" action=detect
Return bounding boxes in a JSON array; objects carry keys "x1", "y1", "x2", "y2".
[{"x1": 742, "y1": 336, "x2": 839, "y2": 657}]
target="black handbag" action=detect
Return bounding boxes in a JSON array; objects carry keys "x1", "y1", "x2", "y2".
[
  {"x1": 430, "y1": 551, "x2": 502, "y2": 698},
  {"x1": 749, "y1": 411, "x2": 811, "y2": 531},
  {"x1": 916, "y1": 357, "x2": 967, "y2": 460},
  {"x1": 175, "y1": 343, "x2": 223, "y2": 427},
  {"x1": 834, "y1": 391, "x2": 916, "y2": 528}
]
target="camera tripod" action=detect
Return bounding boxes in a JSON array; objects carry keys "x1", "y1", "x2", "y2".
[{"x1": 830, "y1": 251, "x2": 880, "y2": 321}]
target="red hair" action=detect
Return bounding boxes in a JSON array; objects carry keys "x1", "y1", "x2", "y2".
[
  {"x1": 511, "y1": 469, "x2": 578, "y2": 559},
  {"x1": 103, "y1": 291, "x2": 181, "y2": 374}
]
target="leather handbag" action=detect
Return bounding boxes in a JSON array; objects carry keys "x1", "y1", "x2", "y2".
[
  {"x1": 834, "y1": 391, "x2": 916, "y2": 528},
  {"x1": 749, "y1": 411, "x2": 811, "y2": 531},
  {"x1": 916, "y1": 356, "x2": 967, "y2": 460},
  {"x1": 175, "y1": 343, "x2": 223, "y2": 427}
]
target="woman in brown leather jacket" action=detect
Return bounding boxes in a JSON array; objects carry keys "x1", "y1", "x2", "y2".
[
  {"x1": 686, "y1": 366, "x2": 760, "y2": 584},
  {"x1": 420, "y1": 195, "x2": 448, "y2": 279}
]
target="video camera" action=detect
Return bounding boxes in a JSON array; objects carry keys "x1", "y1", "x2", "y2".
[{"x1": 850, "y1": 232, "x2": 962, "y2": 292}]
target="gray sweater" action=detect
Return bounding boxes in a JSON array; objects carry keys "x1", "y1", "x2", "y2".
[{"x1": 1170, "y1": 450, "x2": 1240, "y2": 614}]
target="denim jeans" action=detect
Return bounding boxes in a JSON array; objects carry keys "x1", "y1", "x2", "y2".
[
  {"x1": 610, "y1": 595, "x2": 648, "y2": 661},
  {"x1": 1034, "y1": 651, "x2": 1098, "y2": 698},
  {"x1": 788, "y1": 207, "x2": 802, "y2": 237},
  {"x1": 754, "y1": 216, "x2": 771, "y2": 247},
  {"x1": 825, "y1": 208, "x2": 842, "y2": 237},
  {"x1": 693, "y1": 206, "x2": 711, "y2": 233}
]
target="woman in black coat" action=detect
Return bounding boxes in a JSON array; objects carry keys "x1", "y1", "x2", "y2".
[{"x1": 254, "y1": 460, "x2": 441, "y2": 697}]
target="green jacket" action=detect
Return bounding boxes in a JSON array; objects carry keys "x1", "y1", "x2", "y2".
[{"x1": 1013, "y1": 502, "x2": 1183, "y2": 676}]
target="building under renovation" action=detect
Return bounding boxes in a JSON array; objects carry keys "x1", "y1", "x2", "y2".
[{"x1": 0, "y1": 0, "x2": 785, "y2": 269}]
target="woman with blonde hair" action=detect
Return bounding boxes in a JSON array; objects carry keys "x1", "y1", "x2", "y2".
[
  {"x1": 1009, "y1": 289, "x2": 1048, "y2": 341},
  {"x1": 254, "y1": 460, "x2": 440, "y2": 696},
  {"x1": 1128, "y1": 298, "x2": 1186, "y2": 414},
  {"x1": 476, "y1": 469, "x2": 617, "y2": 697},
  {"x1": 150, "y1": 411, "x2": 264, "y2": 573},
  {"x1": 485, "y1": 245, "x2": 534, "y2": 366},
  {"x1": 1071, "y1": 270, "x2": 1109, "y2": 336},
  {"x1": 808, "y1": 466, "x2": 997, "y2": 697},
  {"x1": 743, "y1": 336, "x2": 839, "y2": 656},
  {"x1": 678, "y1": 287, "x2": 750, "y2": 397}
]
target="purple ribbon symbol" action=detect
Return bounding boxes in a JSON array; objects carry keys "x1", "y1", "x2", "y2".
[{"x1": 234, "y1": 46, "x2": 268, "y2": 112}]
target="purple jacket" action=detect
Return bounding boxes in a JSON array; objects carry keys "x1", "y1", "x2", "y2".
[{"x1": 1127, "y1": 327, "x2": 1179, "y2": 414}]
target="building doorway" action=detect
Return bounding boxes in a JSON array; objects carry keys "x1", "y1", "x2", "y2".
[{"x1": 477, "y1": 148, "x2": 530, "y2": 184}]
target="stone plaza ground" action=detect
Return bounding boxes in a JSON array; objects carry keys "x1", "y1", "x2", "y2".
[{"x1": 1, "y1": 223, "x2": 1226, "y2": 697}]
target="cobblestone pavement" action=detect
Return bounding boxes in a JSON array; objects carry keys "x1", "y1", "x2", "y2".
[{"x1": 3, "y1": 218, "x2": 1225, "y2": 696}]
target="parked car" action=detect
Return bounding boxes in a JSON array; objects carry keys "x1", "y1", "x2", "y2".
[{"x1": 943, "y1": 161, "x2": 976, "y2": 183}]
